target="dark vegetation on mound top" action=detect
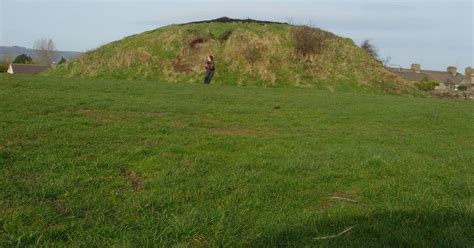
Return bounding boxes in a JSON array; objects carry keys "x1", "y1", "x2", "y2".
[
  {"x1": 183, "y1": 17, "x2": 288, "y2": 26},
  {"x1": 49, "y1": 17, "x2": 414, "y2": 94}
]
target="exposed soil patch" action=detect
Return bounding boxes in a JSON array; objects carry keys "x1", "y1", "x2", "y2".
[
  {"x1": 53, "y1": 199, "x2": 68, "y2": 215},
  {"x1": 121, "y1": 168, "x2": 144, "y2": 190},
  {"x1": 189, "y1": 37, "x2": 205, "y2": 48}
]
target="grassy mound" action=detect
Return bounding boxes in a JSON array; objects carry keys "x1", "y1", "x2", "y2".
[
  {"x1": 50, "y1": 18, "x2": 412, "y2": 93},
  {"x1": 0, "y1": 75, "x2": 472, "y2": 246}
]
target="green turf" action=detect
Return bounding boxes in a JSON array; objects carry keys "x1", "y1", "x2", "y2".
[{"x1": 0, "y1": 75, "x2": 473, "y2": 247}]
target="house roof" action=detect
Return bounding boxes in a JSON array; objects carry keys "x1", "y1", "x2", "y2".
[
  {"x1": 387, "y1": 67, "x2": 464, "y2": 85},
  {"x1": 10, "y1": 64, "x2": 50, "y2": 75}
]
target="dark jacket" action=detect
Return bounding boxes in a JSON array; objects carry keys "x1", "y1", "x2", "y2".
[{"x1": 205, "y1": 60, "x2": 215, "y2": 71}]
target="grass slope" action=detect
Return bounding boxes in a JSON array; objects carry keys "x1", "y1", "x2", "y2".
[
  {"x1": 49, "y1": 20, "x2": 412, "y2": 94},
  {"x1": 1, "y1": 75, "x2": 473, "y2": 247}
]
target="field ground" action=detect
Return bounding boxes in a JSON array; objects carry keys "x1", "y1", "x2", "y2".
[{"x1": 0, "y1": 75, "x2": 473, "y2": 247}]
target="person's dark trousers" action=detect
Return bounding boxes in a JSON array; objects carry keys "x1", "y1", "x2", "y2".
[{"x1": 204, "y1": 70, "x2": 215, "y2": 84}]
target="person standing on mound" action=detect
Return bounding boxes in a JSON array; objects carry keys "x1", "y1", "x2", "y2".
[{"x1": 204, "y1": 55, "x2": 215, "y2": 84}]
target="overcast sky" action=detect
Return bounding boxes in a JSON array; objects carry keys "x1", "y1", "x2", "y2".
[{"x1": 1, "y1": 0, "x2": 472, "y2": 70}]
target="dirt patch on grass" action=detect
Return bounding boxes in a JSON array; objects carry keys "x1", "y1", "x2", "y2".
[
  {"x1": 318, "y1": 201, "x2": 331, "y2": 210},
  {"x1": 23, "y1": 174, "x2": 39, "y2": 185},
  {"x1": 189, "y1": 37, "x2": 205, "y2": 49},
  {"x1": 181, "y1": 159, "x2": 193, "y2": 170},
  {"x1": 121, "y1": 168, "x2": 144, "y2": 190},
  {"x1": 53, "y1": 199, "x2": 68, "y2": 215}
]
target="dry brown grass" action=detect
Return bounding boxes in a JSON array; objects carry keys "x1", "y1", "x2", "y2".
[
  {"x1": 291, "y1": 25, "x2": 332, "y2": 56},
  {"x1": 172, "y1": 55, "x2": 194, "y2": 73},
  {"x1": 112, "y1": 48, "x2": 152, "y2": 69},
  {"x1": 222, "y1": 29, "x2": 285, "y2": 84}
]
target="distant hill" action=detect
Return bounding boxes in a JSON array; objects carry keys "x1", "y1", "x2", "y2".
[
  {"x1": 49, "y1": 17, "x2": 414, "y2": 94},
  {"x1": 0, "y1": 46, "x2": 82, "y2": 63}
]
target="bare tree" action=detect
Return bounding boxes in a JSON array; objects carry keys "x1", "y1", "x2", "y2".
[
  {"x1": 382, "y1": 56, "x2": 392, "y2": 67},
  {"x1": 3, "y1": 54, "x2": 15, "y2": 64},
  {"x1": 34, "y1": 38, "x2": 57, "y2": 65},
  {"x1": 361, "y1": 39, "x2": 380, "y2": 62}
]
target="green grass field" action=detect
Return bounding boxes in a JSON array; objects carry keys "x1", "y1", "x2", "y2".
[{"x1": 0, "y1": 75, "x2": 473, "y2": 247}]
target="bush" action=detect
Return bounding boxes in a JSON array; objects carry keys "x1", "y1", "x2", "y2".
[
  {"x1": 58, "y1": 57, "x2": 67, "y2": 65},
  {"x1": 0, "y1": 63, "x2": 8, "y2": 73},
  {"x1": 457, "y1": 85, "x2": 468, "y2": 91},
  {"x1": 291, "y1": 25, "x2": 330, "y2": 56},
  {"x1": 13, "y1": 54, "x2": 33, "y2": 64},
  {"x1": 414, "y1": 79, "x2": 440, "y2": 91},
  {"x1": 361, "y1": 40, "x2": 382, "y2": 62}
]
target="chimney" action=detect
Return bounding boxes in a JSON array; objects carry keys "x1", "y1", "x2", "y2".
[
  {"x1": 411, "y1": 63, "x2": 421, "y2": 73},
  {"x1": 465, "y1": 67, "x2": 472, "y2": 84},
  {"x1": 447, "y1": 66, "x2": 457, "y2": 75}
]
